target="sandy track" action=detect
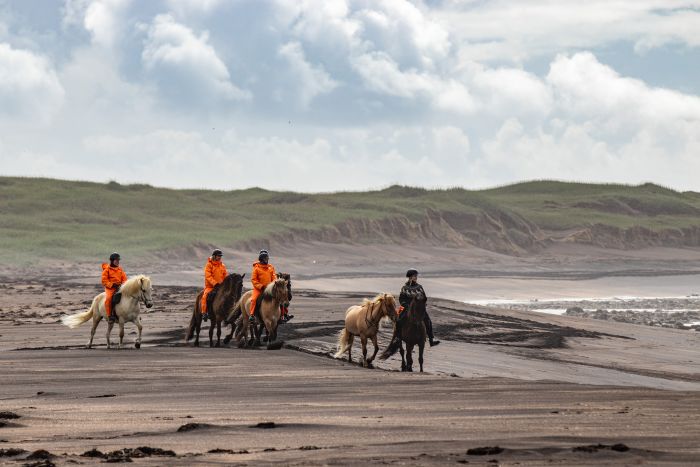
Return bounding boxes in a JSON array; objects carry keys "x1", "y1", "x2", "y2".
[{"x1": 1, "y1": 277, "x2": 699, "y2": 465}]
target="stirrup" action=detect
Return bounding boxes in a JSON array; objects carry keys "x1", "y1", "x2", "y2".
[{"x1": 248, "y1": 314, "x2": 255, "y2": 322}]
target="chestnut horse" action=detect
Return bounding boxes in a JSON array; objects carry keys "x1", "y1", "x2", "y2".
[{"x1": 335, "y1": 293, "x2": 397, "y2": 368}]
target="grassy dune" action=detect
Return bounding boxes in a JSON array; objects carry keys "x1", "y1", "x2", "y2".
[{"x1": 2, "y1": 177, "x2": 700, "y2": 264}]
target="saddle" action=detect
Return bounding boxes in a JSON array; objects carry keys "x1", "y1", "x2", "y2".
[
  {"x1": 111, "y1": 291, "x2": 122, "y2": 308},
  {"x1": 206, "y1": 283, "x2": 221, "y2": 313}
]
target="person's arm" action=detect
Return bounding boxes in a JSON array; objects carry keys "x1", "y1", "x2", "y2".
[
  {"x1": 205, "y1": 263, "x2": 215, "y2": 288},
  {"x1": 120, "y1": 270, "x2": 127, "y2": 285},
  {"x1": 101, "y1": 267, "x2": 111, "y2": 288},
  {"x1": 252, "y1": 267, "x2": 263, "y2": 291},
  {"x1": 399, "y1": 285, "x2": 411, "y2": 309}
]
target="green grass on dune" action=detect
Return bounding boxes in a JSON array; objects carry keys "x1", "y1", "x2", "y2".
[{"x1": 2, "y1": 177, "x2": 700, "y2": 265}]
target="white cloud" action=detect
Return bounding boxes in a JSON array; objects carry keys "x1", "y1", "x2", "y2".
[
  {"x1": 438, "y1": 0, "x2": 700, "y2": 63},
  {"x1": 351, "y1": 51, "x2": 476, "y2": 114},
  {"x1": 278, "y1": 41, "x2": 338, "y2": 107},
  {"x1": 141, "y1": 14, "x2": 250, "y2": 103},
  {"x1": 83, "y1": 0, "x2": 132, "y2": 47},
  {"x1": 547, "y1": 52, "x2": 700, "y2": 130},
  {"x1": 166, "y1": 0, "x2": 224, "y2": 15},
  {"x1": 0, "y1": 43, "x2": 65, "y2": 123}
]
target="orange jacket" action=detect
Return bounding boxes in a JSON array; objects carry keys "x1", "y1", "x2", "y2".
[
  {"x1": 204, "y1": 258, "x2": 228, "y2": 289},
  {"x1": 251, "y1": 262, "x2": 276, "y2": 291},
  {"x1": 101, "y1": 263, "x2": 127, "y2": 289}
]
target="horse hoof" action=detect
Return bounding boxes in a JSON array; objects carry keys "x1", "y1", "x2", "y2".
[
  {"x1": 215, "y1": 342, "x2": 221, "y2": 348},
  {"x1": 134, "y1": 342, "x2": 141, "y2": 349},
  {"x1": 367, "y1": 362, "x2": 374, "y2": 369},
  {"x1": 223, "y1": 336, "x2": 231, "y2": 345},
  {"x1": 194, "y1": 342, "x2": 199, "y2": 347},
  {"x1": 267, "y1": 341, "x2": 283, "y2": 350}
]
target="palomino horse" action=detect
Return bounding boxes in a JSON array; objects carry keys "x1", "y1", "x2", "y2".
[
  {"x1": 335, "y1": 293, "x2": 397, "y2": 368},
  {"x1": 61, "y1": 275, "x2": 154, "y2": 349},
  {"x1": 380, "y1": 291, "x2": 427, "y2": 372},
  {"x1": 186, "y1": 273, "x2": 244, "y2": 347},
  {"x1": 225, "y1": 277, "x2": 288, "y2": 349}
]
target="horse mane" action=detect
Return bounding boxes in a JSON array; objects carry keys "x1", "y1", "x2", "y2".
[
  {"x1": 263, "y1": 278, "x2": 287, "y2": 300},
  {"x1": 362, "y1": 293, "x2": 386, "y2": 306},
  {"x1": 119, "y1": 274, "x2": 150, "y2": 296}
]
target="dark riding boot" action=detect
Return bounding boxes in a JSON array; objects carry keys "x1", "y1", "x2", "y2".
[
  {"x1": 202, "y1": 311, "x2": 209, "y2": 322},
  {"x1": 424, "y1": 312, "x2": 440, "y2": 347},
  {"x1": 108, "y1": 313, "x2": 117, "y2": 323}
]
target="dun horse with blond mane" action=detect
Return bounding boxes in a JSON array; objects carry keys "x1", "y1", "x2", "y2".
[{"x1": 335, "y1": 293, "x2": 397, "y2": 368}]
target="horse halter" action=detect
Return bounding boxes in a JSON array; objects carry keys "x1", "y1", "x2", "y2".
[
  {"x1": 364, "y1": 296, "x2": 388, "y2": 330},
  {"x1": 138, "y1": 285, "x2": 153, "y2": 307}
]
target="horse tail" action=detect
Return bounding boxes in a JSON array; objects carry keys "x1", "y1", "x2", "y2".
[
  {"x1": 379, "y1": 329, "x2": 401, "y2": 360},
  {"x1": 226, "y1": 296, "x2": 243, "y2": 325},
  {"x1": 334, "y1": 328, "x2": 351, "y2": 358},
  {"x1": 185, "y1": 301, "x2": 197, "y2": 342},
  {"x1": 61, "y1": 295, "x2": 98, "y2": 328}
]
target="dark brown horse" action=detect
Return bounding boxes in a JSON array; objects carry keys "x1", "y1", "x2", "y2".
[
  {"x1": 186, "y1": 273, "x2": 244, "y2": 347},
  {"x1": 379, "y1": 291, "x2": 427, "y2": 372}
]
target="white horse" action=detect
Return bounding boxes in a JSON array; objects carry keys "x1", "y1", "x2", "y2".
[{"x1": 62, "y1": 275, "x2": 154, "y2": 349}]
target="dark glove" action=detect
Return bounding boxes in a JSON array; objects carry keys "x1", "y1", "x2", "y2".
[{"x1": 112, "y1": 283, "x2": 120, "y2": 289}]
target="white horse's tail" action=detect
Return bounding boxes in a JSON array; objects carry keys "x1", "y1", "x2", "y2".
[
  {"x1": 334, "y1": 328, "x2": 351, "y2": 358},
  {"x1": 61, "y1": 296, "x2": 98, "y2": 328}
]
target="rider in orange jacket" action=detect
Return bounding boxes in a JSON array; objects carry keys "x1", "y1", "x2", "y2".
[
  {"x1": 249, "y1": 250, "x2": 276, "y2": 322},
  {"x1": 102, "y1": 252, "x2": 127, "y2": 323},
  {"x1": 201, "y1": 249, "x2": 227, "y2": 321}
]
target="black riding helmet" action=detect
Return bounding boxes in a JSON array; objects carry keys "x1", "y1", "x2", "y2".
[
  {"x1": 406, "y1": 268, "x2": 418, "y2": 278},
  {"x1": 212, "y1": 248, "x2": 223, "y2": 257},
  {"x1": 109, "y1": 252, "x2": 120, "y2": 262},
  {"x1": 259, "y1": 249, "x2": 269, "y2": 261}
]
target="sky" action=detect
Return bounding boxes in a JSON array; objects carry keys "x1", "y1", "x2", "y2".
[{"x1": 1, "y1": 0, "x2": 699, "y2": 192}]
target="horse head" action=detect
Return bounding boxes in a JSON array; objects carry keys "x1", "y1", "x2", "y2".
[
  {"x1": 381, "y1": 293, "x2": 398, "y2": 321},
  {"x1": 277, "y1": 272, "x2": 292, "y2": 302},
  {"x1": 272, "y1": 277, "x2": 288, "y2": 303},
  {"x1": 138, "y1": 276, "x2": 154, "y2": 308}
]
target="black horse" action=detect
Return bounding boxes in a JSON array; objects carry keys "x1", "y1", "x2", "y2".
[
  {"x1": 186, "y1": 273, "x2": 244, "y2": 347},
  {"x1": 379, "y1": 291, "x2": 427, "y2": 372}
]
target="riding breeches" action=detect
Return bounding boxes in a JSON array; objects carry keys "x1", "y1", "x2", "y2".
[
  {"x1": 104, "y1": 288, "x2": 116, "y2": 317},
  {"x1": 201, "y1": 287, "x2": 214, "y2": 314},
  {"x1": 250, "y1": 289, "x2": 262, "y2": 316}
]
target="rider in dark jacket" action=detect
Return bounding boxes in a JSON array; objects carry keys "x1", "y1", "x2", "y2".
[{"x1": 397, "y1": 268, "x2": 440, "y2": 347}]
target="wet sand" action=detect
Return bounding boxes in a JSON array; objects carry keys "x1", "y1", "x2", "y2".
[{"x1": 1, "y1": 276, "x2": 699, "y2": 465}]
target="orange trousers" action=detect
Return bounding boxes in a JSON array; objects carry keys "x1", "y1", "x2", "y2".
[
  {"x1": 105, "y1": 288, "x2": 116, "y2": 317},
  {"x1": 250, "y1": 289, "x2": 262, "y2": 316},
  {"x1": 201, "y1": 287, "x2": 214, "y2": 314}
]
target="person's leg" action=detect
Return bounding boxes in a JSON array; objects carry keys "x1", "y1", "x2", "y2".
[
  {"x1": 249, "y1": 289, "x2": 261, "y2": 321},
  {"x1": 423, "y1": 312, "x2": 440, "y2": 347},
  {"x1": 105, "y1": 289, "x2": 116, "y2": 322},
  {"x1": 201, "y1": 288, "x2": 212, "y2": 321}
]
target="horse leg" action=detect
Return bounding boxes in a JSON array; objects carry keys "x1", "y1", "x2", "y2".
[
  {"x1": 88, "y1": 314, "x2": 101, "y2": 349},
  {"x1": 223, "y1": 320, "x2": 234, "y2": 345},
  {"x1": 405, "y1": 343, "x2": 414, "y2": 372},
  {"x1": 367, "y1": 334, "x2": 379, "y2": 368},
  {"x1": 194, "y1": 313, "x2": 201, "y2": 347},
  {"x1": 118, "y1": 321, "x2": 125, "y2": 350},
  {"x1": 134, "y1": 316, "x2": 142, "y2": 349},
  {"x1": 418, "y1": 341, "x2": 425, "y2": 373},
  {"x1": 399, "y1": 342, "x2": 406, "y2": 371},
  {"x1": 360, "y1": 336, "x2": 368, "y2": 368},
  {"x1": 209, "y1": 319, "x2": 215, "y2": 347},
  {"x1": 106, "y1": 321, "x2": 114, "y2": 349},
  {"x1": 215, "y1": 320, "x2": 222, "y2": 347},
  {"x1": 347, "y1": 334, "x2": 354, "y2": 363}
]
